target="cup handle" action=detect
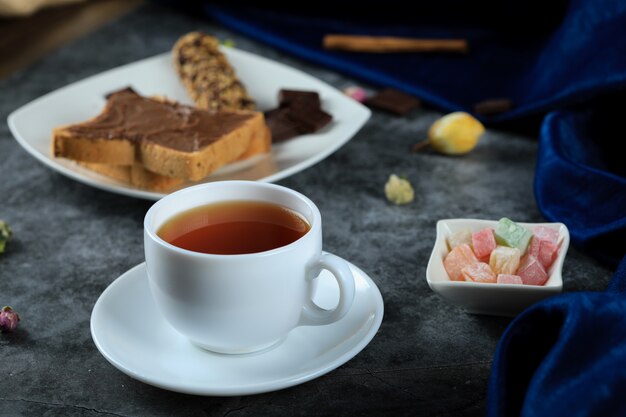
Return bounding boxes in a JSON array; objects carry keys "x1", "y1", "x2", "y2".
[{"x1": 299, "y1": 253, "x2": 356, "y2": 326}]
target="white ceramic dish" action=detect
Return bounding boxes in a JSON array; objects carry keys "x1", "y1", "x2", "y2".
[
  {"x1": 426, "y1": 219, "x2": 569, "y2": 317},
  {"x1": 90, "y1": 256, "x2": 384, "y2": 396},
  {"x1": 7, "y1": 48, "x2": 370, "y2": 200}
]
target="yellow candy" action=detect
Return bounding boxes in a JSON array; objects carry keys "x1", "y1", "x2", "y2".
[{"x1": 428, "y1": 112, "x2": 485, "y2": 155}]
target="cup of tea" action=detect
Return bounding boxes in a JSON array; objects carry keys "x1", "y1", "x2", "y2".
[{"x1": 144, "y1": 181, "x2": 356, "y2": 354}]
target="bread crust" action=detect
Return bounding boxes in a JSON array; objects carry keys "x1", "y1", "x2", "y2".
[
  {"x1": 139, "y1": 112, "x2": 265, "y2": 181},
  {"x1": 77, "y1": 124, "x2": 272, "y2": 191},
  {"x1": 78, "y1": 162, "x2": 184, "y2": 191},
  {"x1": 52, "y1": 128, "x2": 136, "y2": 165}
]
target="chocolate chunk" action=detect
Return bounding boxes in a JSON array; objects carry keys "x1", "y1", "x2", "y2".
[
  {"x1": 365, "y1": 88, "x2": 421, "y2": 116},
  {"x1": 265, "y1": 89, "x2": 333, "y2": 142},
  {"x1": 264, "y1": 108, "x2": 301, "y2": 142},
  {"x1": 286, "y1": 106, "x2": 332, "y2": 133},
  {"x1": 473, "y1": 99, "x2": 513, "y2": 116},
  {"x1": 278, "y1": 89, "x2": 321, "y2": 109}
]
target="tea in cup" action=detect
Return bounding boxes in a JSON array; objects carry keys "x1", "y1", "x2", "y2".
[{"x1": 144, "y1": 181, "x2": 355, "y2": 354}]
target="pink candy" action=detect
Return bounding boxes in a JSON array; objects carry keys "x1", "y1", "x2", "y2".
[
  {"x1": 343, "y1": 86, "x2": 367, "y2": 103},
  {"x1": 528, "y1": 237, "x2": 559, "y2": 269},
  {"x1": 444, "y1": 243, "x2": 478, "y2": 281},
  {"x1": 537, "y1": 240, "x2": 558, "y2": 269},
  {"x1": 462, "y1": 262, "x2": 496, "y2": 283},
  {"x1": 497, "y1": 274, "x2": 523, "y2": 285},
  {"x1": 518, "y1": 255, "x2": 548, "y2": 285},
  {"x1": 528, "y1": 236, "x2": 541, "y2": 257},
  {"x1": 533, "y1": 226, "x2": 559, "y2": 244},
  {"x1": 472, "y1": 228, "x2": 496, "y2": 261}
]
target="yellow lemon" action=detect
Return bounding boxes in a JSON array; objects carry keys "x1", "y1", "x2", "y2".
[{"x1": 428, "y1": 112, "x2": 485, "y2": 155}]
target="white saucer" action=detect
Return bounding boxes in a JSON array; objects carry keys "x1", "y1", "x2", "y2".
[{"x1": 90, "y1": 255, "x2": 384, "y2": 396}]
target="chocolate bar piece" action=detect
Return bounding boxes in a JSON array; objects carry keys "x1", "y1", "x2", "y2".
[
  {"x1": 365, "y1": 88, "x2": 421, "y2": 116},
  {"x1": 264, "y1": 108, "x2": 301, "y2": 142},
  {"x1": 473, "y1": 98, "x2": 513, "y2": 116},
  {"x1": 265, "y1": 105, "x2": 332, "y2": 142},
  {"x1": 278, "y1": 90, "x2": 321, "y2": 108},
  {"x1": 286, "y1": 106, "x2": 332, "y2": 133},
  {"x1": 265, "y1": 89, "x2": 333, "y2": 142}
]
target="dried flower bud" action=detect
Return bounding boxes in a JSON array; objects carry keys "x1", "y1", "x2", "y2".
[
  {"x1": 0, "y1": 220, "x2": 12, "y2": 254},
  {"x1": 0, "y1": 306, "x2": 20, "y2": 332},
  {"x1": 385, "y1": 174, "x2": 414, "y2": 205}
]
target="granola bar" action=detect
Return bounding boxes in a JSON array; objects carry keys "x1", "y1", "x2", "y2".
[{"x1": 173, "y1": 32, "x2": 255, "y2": 111}]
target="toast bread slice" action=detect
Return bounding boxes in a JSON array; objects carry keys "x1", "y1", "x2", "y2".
[
  {"x1": 78, "y1": 163, "x2": 184, "y2": 192},
  {"x1": 78, "y1": 126, "x2": 271, "y2": 191},
  {"x1": 52, "y1": 88, "x2": 267, "y2": 181}
]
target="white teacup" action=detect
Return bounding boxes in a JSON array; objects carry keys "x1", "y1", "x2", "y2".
[{"x1": 144, "y1": 181, "x2": 356, "y2": 354}]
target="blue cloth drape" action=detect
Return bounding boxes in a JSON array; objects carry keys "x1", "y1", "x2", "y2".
[
  {"x1": 190, "y1": 0, "x2": 626, "y2": 267},
  {"x1": 487, "y1": 254, "x2": 626, "y2": 416}
]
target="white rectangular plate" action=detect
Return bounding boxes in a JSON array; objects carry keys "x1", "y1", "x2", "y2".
[{"x1": 8, "y1": 48, "x2": 370, "y2": 200}]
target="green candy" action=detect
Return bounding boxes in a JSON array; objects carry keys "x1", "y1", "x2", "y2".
[{"x1": 494, "y1": 217, "x2": 532, "y2": 254}]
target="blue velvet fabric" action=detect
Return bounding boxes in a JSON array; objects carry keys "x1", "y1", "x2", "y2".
[
  {"x1": 536, "y1": 107, "x2": 626, "y2": 267},
  {"x1": 198, "y1": 0, "x2": 626, "y2": 123},
  {"x1": 190, "y1": 0, "x2": 626, "y2": 266},
  {"x1": 487, "y1": 254, "x2": 626, "y2": 417}
]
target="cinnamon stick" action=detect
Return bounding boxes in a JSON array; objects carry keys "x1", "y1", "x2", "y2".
[
  {"x1": 323, "y1": 35, "x2": 469, "y2": 54},
  {"x1": 473, "y1": 98, "x2": 513, "y2": 116}
]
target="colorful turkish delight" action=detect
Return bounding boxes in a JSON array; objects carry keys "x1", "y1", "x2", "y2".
[
  {"x1": 442, "y1": 220, "x2": 561, "y2": 286},
  {"x1": 528, "y1": 227, "x2": 560, "y2": 269},
  {"x1": 494, "y1": 217, "x2": 532, "y2": 255},
  {"x1": 462, "y1": 262, "x2": 496, "y2": 283},
  {"x1": 489, "y1": 246, "x2": 521, "y2": 275},
  {"x1": 496, "y1": 274, "x2": 523, "y2": 284},
  {"x1": 537, "y1": 241, "x2": 558, "y2": 269},
  {"x1": 443, "y1": 243, "x2": 478, "y2": 281},
  {"x1": 447, "y1": 229, "x2": 472, "y2": 250},
  {"x1": 472, "y1": 228, "x2": 496, "y2": 261},
  {"x1": 517, "y1": 255, "x2": 549, "y2": 286},
  {"x1": 533, "y1": 226, "x2": 559, "y2": 244}
]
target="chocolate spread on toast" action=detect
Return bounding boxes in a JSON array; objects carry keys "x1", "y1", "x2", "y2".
[{"x1": 66, "y1": 88, "x2": 254, "y2": 152}]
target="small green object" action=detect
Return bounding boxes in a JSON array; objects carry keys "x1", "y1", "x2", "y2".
[
  {"x1": 494, "y1": 217, "x2": 532, "y2": 254},
  {"x1": 0, "y1": 220, "x2": 11, "y2": 254},
  {"x1": 222, "y1": 39, "x2": 235, "y2": 48}
]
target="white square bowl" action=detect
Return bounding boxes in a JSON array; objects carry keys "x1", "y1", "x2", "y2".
[{"x1": 426, "y1": 219, "x2": 569, "y2": 317}]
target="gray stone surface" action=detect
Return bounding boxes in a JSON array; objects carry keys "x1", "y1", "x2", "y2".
[{"x1": 0, "y1": 4, "x2": 614, "y2": 417}]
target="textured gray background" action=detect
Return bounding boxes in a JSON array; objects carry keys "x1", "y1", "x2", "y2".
[{"x1": 0, "y1": 4, "x2": 613, "y2": 417}]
